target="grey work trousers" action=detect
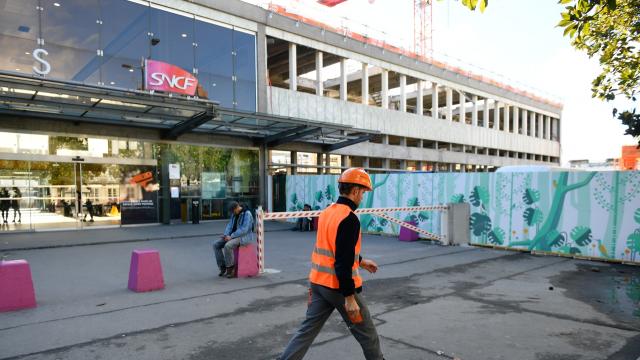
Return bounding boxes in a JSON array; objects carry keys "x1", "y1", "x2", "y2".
[
  {"x1": 213, "y1": 238, "x2": 241, "y2": 269},
  {"x1": 279, "y1": 283, "x2": 384, "y2": 360}
]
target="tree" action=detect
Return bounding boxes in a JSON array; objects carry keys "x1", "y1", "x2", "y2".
[
  {"x1": 558, "y1": 0, "x2": 640, "y2": 146},
  {"x1": 452, "y1": 0, "x2": 640, "y2": 146}
]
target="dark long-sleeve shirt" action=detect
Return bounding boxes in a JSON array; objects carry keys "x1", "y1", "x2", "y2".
[{"x1": 333, "y1": 196, "x2": 363, "y2": 297}]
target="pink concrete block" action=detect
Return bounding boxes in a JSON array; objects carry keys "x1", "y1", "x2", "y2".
[
  {"x1": 128, "y1": 249, "x2": 165, "y2": 292},
  {"x1": 399, "y1": 221, "x2": 419, "y2": 242},
  {"x1": 0, "y1": 260, "x2": 37, "y2": 312},
  {"x1": 234, "y1": 243, "x2": 259, "y2": 278}
]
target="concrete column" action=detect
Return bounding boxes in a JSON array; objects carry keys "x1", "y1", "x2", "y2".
[
  {"x1": 160, "y1": 146, "x2": 172, "y2": 225},
  {"x1": 417, "y1": 139, "x2": 424, "y2": 147},
  {"x1": 485, "y1": 148, "x2": 490, "y2": 156},
  {"x1": 530, "y1": 111, "x2": 536, "y2": 137},
  {"x1": 446, "y1": 87, "x2": 453, "y2": 122},
  {"x1": 545, "y1": 116, "x2": 551, "y2": 140},
  {"x1": 483, "y1": 98, "x2": 489, "y2": 128},
  {"x1": 400, "y1": 74, "x2": 407, "y2": 112},
  {"x1": 382, "y1": 135, "x2": 389, "y2": 145},
  {"x1": 458, "y1": 91, "x2": 465, "y2": 123},
  {"x1": 471, "y1": 95, "x2": 478, "y2": 126},
  {"x1": 431, "y1": 83, "x2": 439, "y2": 119},
  {"x1": 361, "y1": 63, "x2": 368, "y2": 104},
  {"x1": 256, "y1": 24, "x2": 268, "y2": 113},
  {"x1": 522, "y1": 109, "x2": 528, "y2": 136},
  {"x1": 513, "y1": 106, "x2": 519, "y2": 134},
  {"x1": 289, "y1": 43, "x2": 297, "y2": 91},
  {"x1": 315, "y1": 51, "x2": 323, "y2": 96},
  {"x1": 362, "y1": 157, "x2": 369, "y2": 169},
  {"x1": 291, "y1": 151, "x2": 297, "y2": 175},
  {"x1": 494, "y1": 101, "x2": 500, "y2": 130},
  {"x1": 341, "y1": 155, "x2": 350, "y2": 168},
  {"x1": 504, "y1": 104, "x2": 510, "y2": 133},
  {"x1": 400, "y1": 160, "x2": 407, "y2": 170},
  {"x1": 416, "y1": 161, "x2": 423, "y2": 171},
  {"x1": 538, "y1": 113, "x2": 544, "y2": 138},
  {"x1": 400, "y1": 137, "x2": 407, "y2": 146},
  {"x1": 339, "y1": 58, "x2": 347, "y2": 101},
  {"x1": 381, "y1": 69, "x2": 389, "y2": 109},
  {"x1": 416, "y1": 80, "x2": 424, "y2": 115},
  {"x1": 324, "y1": 153, "x2": 331, "y2": 174},
  {"x1": 383, "y1": 158, "x2": 390, "y2": 169}
]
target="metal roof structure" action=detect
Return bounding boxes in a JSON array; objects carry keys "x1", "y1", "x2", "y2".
[{"x1": 0, "y1": 71, "x2": 376, "y2": 151}]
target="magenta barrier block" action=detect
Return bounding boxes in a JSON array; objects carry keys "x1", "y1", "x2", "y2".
[
  {"x1": 128, "y1": 249, "x2": 165, "y2": 292},
  {"x1": 0, "y1": 260, "x2": 37, "y2": 312},
  {"x1": 233, "y1": 243, "x2": 259, "y2": 278},
  {"x1": 399, "y1": 221, "x2": 419, "y2": 242}
]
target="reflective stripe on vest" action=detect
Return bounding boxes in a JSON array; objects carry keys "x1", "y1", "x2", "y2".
[{"x1": 309, "y1": 202, "x2": 363, "y2": 289}]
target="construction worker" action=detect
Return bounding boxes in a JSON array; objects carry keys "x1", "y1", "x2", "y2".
[{"x1": 279, "y1": 168, "x2": 384, "y2": 360}]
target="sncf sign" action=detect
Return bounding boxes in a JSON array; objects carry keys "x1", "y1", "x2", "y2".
[{"x1": 144, "y1": 59, "x2": 198, "y2": 96}]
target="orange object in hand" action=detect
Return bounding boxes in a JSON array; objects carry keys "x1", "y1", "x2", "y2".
[{"x1": 346, "y1": 308, "x2": 363, "y2": 324}]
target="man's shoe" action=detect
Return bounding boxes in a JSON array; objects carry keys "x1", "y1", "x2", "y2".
[
  {"x1": 225, "y1": 266, "x2": 235, "y2": 278},
  {"x1": 218, "y1": 268, "x2": 226, "y2": 277}
]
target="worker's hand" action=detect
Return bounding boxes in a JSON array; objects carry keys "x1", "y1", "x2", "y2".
[
  {"x1": 224, "y1": 235, "x2": 232, "y2": 242},
  {"x1": 359, "y1": 259, "x2": 378, "y2": 274},
  {"x1": 344, "y1": 295, "x2": 360, "y2": 318}
]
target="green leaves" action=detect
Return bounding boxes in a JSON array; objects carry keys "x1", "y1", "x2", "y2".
[
  {"x1": 635, "y1": 208, "x2": 640, "y2": 224},
  {"x1": 488, "y1": 227, "x2": 505, "y2": 245},
  {"x1": 314, "y1": 190, "x2": 324, "y2": 203},
  {"x1": 524, "y1": 207, "x2": 544, "y2": 226},
  {"x1": 470, "y1": 186, "x2": 490, "y2": 208},
  {"x1": 450, "y1": 194, "x2": 465, "y2": 203},
  {"x1": 570, "y1": 225, "x2": 593, "y2": 246},
  {"x1": 407, "y1": 197, "x2": 420, "y2": 207},
  {"x1": 470, "y1": 213, "x2": 492, "y2": 236},
  {"x1": 325, "y1": 184, "x2": 336, "y2": 202},
  {"x1": 444, "y1": 0, "x2": 488, "y2": 12},
  {"x1": 523, "y1": 188, "x2": 541, "y2": 205},
  {"x1": 628, "y1": 232, "x2": 640, "y2": 252},
  {"x1": 546, "y1": 230, "x2": 566, "y2": 248}
]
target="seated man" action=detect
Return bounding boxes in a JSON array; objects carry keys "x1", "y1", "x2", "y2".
[
  {"x1": 293, "y1": 204, "x2": 313, "y2": 231},
  {"x1": 213, "y1": 202, "x2": 255, "y2": 278}
]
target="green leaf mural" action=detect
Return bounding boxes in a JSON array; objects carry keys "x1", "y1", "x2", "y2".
[
  {"x1": 418, "y1": 211, "x2": 430, "y2": 222},
  {"x1": 523, "y1": 188, "x2": 541, "y2": 205},
  {"x1": 314, "y1": 190, "x2": 324, "y2": 203},
  {"x1": 450, "y1": 194, "x2": 465, "y2": 203},
  {"x1": 635, "y1": 208, "x2": 640, "y2": 225},
  {"x1": 545, "y1": 230, "x2": 565, "y2": 248},
  {"x1": 325, "y1": 184, "x2": 336, "y2": 202},
  {"x1": 524, "y1": 207, "x2": 544, "y2": 227},
  {"x1": 628, "y1": 232, "x2": 640, "y2": 259},
  {"x1": 407, "y1": 197, "x2": 420, "y2": 207},
  {"x1": 290, "y1": 193, "x2": 298, "y2": 205},
  {"x1": 470, "y1": 186, "x2": 489, "y2": 208},
  {"x1": 488, "y1": 227, "x2": 505, "y2": 245},
  {"x1": 570, "y1": 226, "x2": 593, "y2": 247},
  {"x1": 470, "y1": 213, "x2": 492, "y2": 237}
]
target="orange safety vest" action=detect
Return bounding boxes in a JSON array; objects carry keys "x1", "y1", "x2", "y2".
[{"x1": 309, "y1": 203, "x2": 362, "y2": 289}]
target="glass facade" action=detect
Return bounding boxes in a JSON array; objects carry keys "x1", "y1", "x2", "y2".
[
  {"x1": 0, "y1": 132, "x2": 259, "y2": 231},
  {"x1": 0, "y1": 0, "x2": 256, "y2": 110}
]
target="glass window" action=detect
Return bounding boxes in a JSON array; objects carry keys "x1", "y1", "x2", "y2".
[
  {"x1": 99, "y1": 0, "x2": 149, "y2": 90},
  {"x1": 149, "y1": 6, "x2": 195, "y2": 74},
  {"x1": 0, "y1": 0, "x2": 38, "y2": 76},
  {"x1": 195, "y1": 18, "x2": 233, "y2": 107},
  {"x1": 41, "y1": 0, "x2": 101, "y2": 85},
  {"x1": 233, "y1": 29, "x2": 256, "y2": 111}
]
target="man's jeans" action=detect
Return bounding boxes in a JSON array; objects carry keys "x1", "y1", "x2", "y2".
[
  {"x1": 213, "y1": 238, "x2": 241, "y2": 269},
  {"x1": 279, "y1": 284, "x2": 384, "y2": 360}
]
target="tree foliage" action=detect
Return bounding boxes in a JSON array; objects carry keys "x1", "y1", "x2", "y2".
[{"x1": 558, "y1": 0, "x2": 640, "y2": 145}]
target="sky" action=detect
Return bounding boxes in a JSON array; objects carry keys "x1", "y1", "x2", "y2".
[{"x1": 248, "y1": 0, "x2": 636, "y2": 163}]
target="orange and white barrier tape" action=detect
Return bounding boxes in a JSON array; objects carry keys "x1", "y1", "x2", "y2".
[{"x1": 256, "y1": 205, "x2": 448, "y2": 274}]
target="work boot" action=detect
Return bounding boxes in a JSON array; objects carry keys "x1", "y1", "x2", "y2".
[
  {"x1": 218, "y1": 267, "x2": 226, "y2": 277},
  {"x1": 225, "y1": 266, "x2": 235, "y2": 278}
]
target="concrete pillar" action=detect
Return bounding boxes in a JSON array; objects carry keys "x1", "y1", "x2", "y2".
[
  {"x1": 504, "y1": 104, "x2": 510, "y2": 133},
  {"x1": 530, "y1": 111, "x2": 536, "y2": 137},
  {"x1": 289, "y1": 43, "x2": 297, "y2": 91},
  {"x1": 400, "y1": 137, "x2": 407, "y2": 146},
  {"x1": 416, "y1": 80, "x2": 424, "y2": 116},
  {"x1": 381, "y1": 69, "x2": 389, "y2": 109},
  {"x1": 361, "y1": 63, "x2": 368, "y2": 105},
  {"x1": 324, "y1": 153, "x2": 331, "y2": 174},
  {"x1": 256, "y1": 24, "x2": 268, "y2": 113},
  {"x1": 383, "y1": 158, "x2": 390, "y2": 169},
  {"x1": 513, "y1": 106, "x2": 519, "y2": 134},
  {"x1": 448, "y1": 164, "x2": 453, "y2": 172},
  {"x1": 494, "y1": 101, "x2": 500, "y2": 130},
  {"x1": 291, "y1": 151, "x2": 297, "y2": 175},
  {"x1": 522, "y1": 109, "x2": 528, "y2": 136},
  {"x1": 483, "y1": 98, "x2": 489, "y2": 128},
  {"x1": 341, "y1": 155, "x2": 350, "y2": 168},
  {"x1": 485, "y1": 148, "x2": 490, "y2": 156},
  {"x1": 538, "y1": 113, "x2": 544, "y2": 138},
  {"x1": 431, "y1": 83, "x2": 439, "y2": 119},
  {"x1": 315, "y1": 51, "x2": 323, "y2": 96},
  {"x1": 400, "y1": 74, "x2": 407, "y2": 112},
  {"x1": 472, "y1": 95, "x2": 478, "y2": 126},
  {"x1": 446, "y1": 87, "x2": 453, "y2": 122},
  {"x1": 458, "y1": 91, "x2": 465, "y2": 123},
  {"x1": 339, "y1": 58, "x2": 347, "y2": 101},
  {"x1": 363, "y1": 157, "x2": 369, "y2": 169},
  {"x1": 417, "y1": 139, "x2": 424, "y2": 147},
  {"x1": 382, "y1": 135, "x2": 389, "y2": 145},
  {"x1": 400, "y1": 159, "x2": 407, "y2": 170},
  {"x1": 545, "y1": 116, "x2": 551, "y2": 140}
]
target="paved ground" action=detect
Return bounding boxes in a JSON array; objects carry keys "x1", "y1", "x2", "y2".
[{"x1": 1, "y1": 223, "x2": 639, "y2": 360}]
